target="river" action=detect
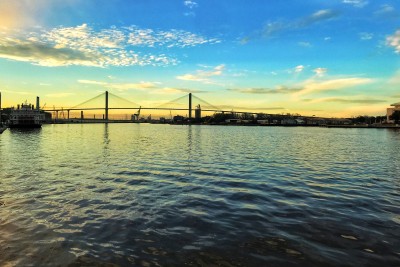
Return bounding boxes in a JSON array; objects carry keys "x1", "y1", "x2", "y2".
[{"x1": 0, "y1": 124, "x2": 399, "y2": 266}]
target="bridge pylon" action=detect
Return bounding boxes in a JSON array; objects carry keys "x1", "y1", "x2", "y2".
[
  {"x1": 189, "y1": 93, "x2": 192, "y2": 120},
  {"x1": 105, "y1": 91, "x2": 109, "y2": 121}
]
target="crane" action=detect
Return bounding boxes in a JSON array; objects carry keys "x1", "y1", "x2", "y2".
[{"x1": 132, "y1": 106, "x2": 141, "y2": 121}]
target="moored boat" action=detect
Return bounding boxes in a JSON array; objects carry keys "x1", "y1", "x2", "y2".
[
  {"x1": 0, "y1": 125, "x2": 6, "y2": 134},
  {"x1": 9, "y1": 97, "x2": 45, "y2": 128}
]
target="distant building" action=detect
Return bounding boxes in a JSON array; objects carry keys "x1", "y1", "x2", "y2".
[
  {"x1": 195, "y1": 105, "x2": 201, "y2": 120},
  {"x1": 387, "y1": 102, "x2": 400, "y2": 123},
  {"x1": 225, "y1": 118, "x2": 241, "y2": 123},
  {"x1": 173, "y1": 115, "x2": 184, "y2": 122}
]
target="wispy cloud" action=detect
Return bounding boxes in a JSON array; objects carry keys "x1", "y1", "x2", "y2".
[
  {"x1": 183, "y1": 1, "x2": 198, "y2": 16},
  {"x1": 342, "y1": 0, "x2": 368, "y2": 8},
  {"x1": 244, "y1": 9, "x2": 339, "y2": 42},
  {"x1": 265, "y1": 9, "x2": 338, "y2": 38},
  {"x1": 217, "y1": 105, "x2": 285, "y2": 111},
  {"x1": 297, "y1": 10, "x2": 339, "y2": 28},
  {"x1": 77, "y1": 80, "x2": 107, "y2": 86},
  {"x1": 152, "y1": 87, "x2": 207, "y2": 94},
  {"x1": 2, "y1": 89, "x2": 33, "y2": 95},
  {"x1": 125, "y1": 26, "x2": 219, "y2": 48},
  {"x1": 303, "y1": 97, "x2": 386, "y2": 104},
  {"x1": 0, "y1": 24, "x2": 220, "y2": 67},
  {"x1": 176, "y1": 64, "x2": 225, "y2": 83},
  {"x1": 296, "y1": 77, "x2": 373, "y2": 96},
  {"x1": 313, "y1": 67, "x2": 328, "y2": 77},
  {"x1": 387, "y1": 29, "x2": 400, "y2": 53},
  {"x1": 298, "y1": 42, "x2": 312, "y2": 47},
  {"x1": 78, "y1": 79, "x2": 158, "y2": 91},
  {"x1": 375, "y1": 4, "x2": 398, "y2": 18},
  {"x1": 359, "y1": 32, "x2": 373, "y2": 40},
  {"x1": 45, "y1": 93, "x2": 75, "y2": 98},
  {"x1": 227, "y1": 86, "x2": 301, "y2": 94}
]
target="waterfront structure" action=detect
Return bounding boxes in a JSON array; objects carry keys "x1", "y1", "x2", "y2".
[
  {"x1": 387, "y1": 102, "x2": 400, "y2": 123},
  {"x1": 9, "y1": 97, "x2": 45, "y2": 128},
  {"x1": 195, "y1": 104, "x2": 201, "y2": 120}
]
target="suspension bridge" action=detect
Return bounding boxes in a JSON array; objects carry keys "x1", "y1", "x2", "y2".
[{"x1": 42, "y1": 91, "x2": 277, "y2": 122}]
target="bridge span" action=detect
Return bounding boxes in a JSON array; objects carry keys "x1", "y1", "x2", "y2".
[{"x1": 42, "y1": 91, "x2": 280, "y2": 122}]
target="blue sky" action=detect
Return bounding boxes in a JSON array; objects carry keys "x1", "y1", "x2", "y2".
[{"x1": 1, "y1": 0, "x2": 400, "y2": 117}]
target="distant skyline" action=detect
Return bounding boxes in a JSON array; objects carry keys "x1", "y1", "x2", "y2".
[{"x1": 1, "y1": 0, "x2": 400, "y2": 117}]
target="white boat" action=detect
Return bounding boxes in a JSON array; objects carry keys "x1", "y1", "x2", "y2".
[{"x1": 9, "y1": 99, "x2": 45, "y2": 128}]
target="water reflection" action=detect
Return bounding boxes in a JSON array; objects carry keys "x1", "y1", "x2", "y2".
[
  {"x1": 0, "y1": 125, "x2": 399, "y2": 266},
  {"x1": 103, "y1": 123, "x2": 110, "y2": 157}
]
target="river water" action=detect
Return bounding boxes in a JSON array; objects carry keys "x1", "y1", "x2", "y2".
[{"x1": 0, "y1": 124, "x2": 399, "y2": 266}]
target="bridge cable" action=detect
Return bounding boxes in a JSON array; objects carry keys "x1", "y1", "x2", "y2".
[
  {"x1": 71, "y1": 92, "x2": 105, "y2": 109},
  {"x1": 192, "y1": 95, "x2": 222, "y2": 111},
  {"x1": 108, "y1": 92, "x2": 142, "y2": 107}
]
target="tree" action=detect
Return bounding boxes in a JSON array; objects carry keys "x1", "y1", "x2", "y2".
[{"x1": 390, "y1": 110, "x2": 400, "y2": 123}]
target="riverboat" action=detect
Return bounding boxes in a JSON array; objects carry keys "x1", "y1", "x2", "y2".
[
  {"x1": 0, "y1": 125, "x2": 6, "y2": 134},
  {"x1": 9, "y1": 101, "x2": 45, "y2": 128}
]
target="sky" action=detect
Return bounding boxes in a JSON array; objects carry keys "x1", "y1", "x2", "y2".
[{"x1": 1, "y1": 0, "x2": 400, "y2": 117}]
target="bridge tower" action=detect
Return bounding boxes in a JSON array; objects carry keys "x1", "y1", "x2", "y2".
[
  {"x1": 105, "y1": 91, "x2": 109, "y2": 121},
  {"x1": 189, "y1": 93, "x2": 192, "y2": 120},
  {"x1": 0, "y1": 92, "x2": 2, "y2": 124}
]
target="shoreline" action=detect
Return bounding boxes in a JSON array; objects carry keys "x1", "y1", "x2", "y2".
[{"x1": 41, "y1": 120, "x2": 400, "y2": 129}]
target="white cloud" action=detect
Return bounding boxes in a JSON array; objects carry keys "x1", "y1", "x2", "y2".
[
  {"x1": 342, "y1": 0, "x2": 368, "y2": 8},
  {"x1": 78, "y1": 80, "x2": 107, "y2": 86},
  {"x1": 0, "y1": 24, "x2": 220, "y2": 67},
  {"x1": 177, "y1": 64, "x2": 225, "y2": 83},
  {"x1": 387, "y1": 30, "x2": 400, "y2": 53},
  {"x1": 126, "y1": 26, "x2": 218, "y2": 48},
  {"x1": 313, "y1": 67, "x2": 328, "y2": 77},
  {"x1": 184, "y1": 1, "x2": 198, "y2": 9},
  {"x1": 78, "y1": 80, "x2": 158, "y2": 91},
  {"x1": 295, "y1": 65, "x2": 305, "y2": 73}
]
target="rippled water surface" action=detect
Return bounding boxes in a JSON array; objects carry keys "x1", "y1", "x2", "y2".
[{"x1": 0, "y1": 124, "x2": 399, "y2": 266}]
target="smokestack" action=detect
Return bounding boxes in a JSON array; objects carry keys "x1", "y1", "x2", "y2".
[{"x1": 36, "y1": 96, "x2": 40, "y2": 110}]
